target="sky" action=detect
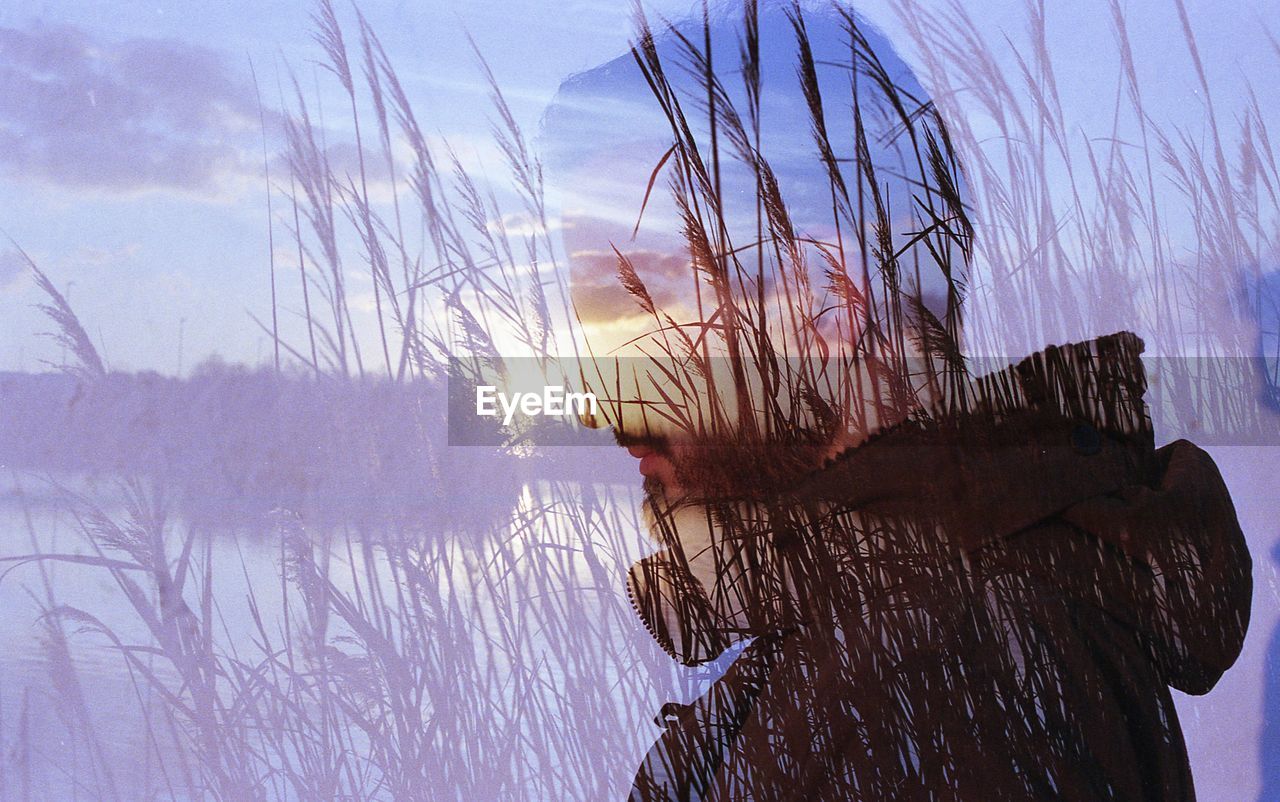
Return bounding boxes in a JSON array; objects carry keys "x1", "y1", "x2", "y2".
[
  {"x1": 2, "y1": 4, "x2": 1280, "y2": 799},
  {"x1": 0, "y1": 0, "x2": 695, "y2": 373},
  {"x1": 1, "y1": 0, "x2": 1279, "y2": 373}
]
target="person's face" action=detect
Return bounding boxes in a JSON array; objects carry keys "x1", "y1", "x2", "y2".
[
  {"x1": 545, "y1": 16, "x2": 965, "y2": 506},
  {"x1": 561, "y1": 196, "x2": 881, "y2": 504}
]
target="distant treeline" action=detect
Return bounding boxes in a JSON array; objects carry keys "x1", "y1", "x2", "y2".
[{"x1": 0, "y1": 362, "x2": 587, "y2": 532}]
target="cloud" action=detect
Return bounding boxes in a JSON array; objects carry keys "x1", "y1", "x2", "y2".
[
  {"x1": 568, "y1": 242, "x2": 692, "y2": 324},
  {"x1": 0, "y1": 248, "x2": 29, "y2": 292},
  {"x1": 0, "y1": 22, "x2": 264, "y2": 193}
]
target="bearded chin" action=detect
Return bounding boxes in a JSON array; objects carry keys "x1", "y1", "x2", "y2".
[{"x1": 641, "y1": 474, "x2": 666, "y2": 502}]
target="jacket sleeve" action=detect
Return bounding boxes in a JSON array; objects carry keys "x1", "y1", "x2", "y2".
[{"x1": 1061, "y1": 439, "x2": 1253, "y2": 694}]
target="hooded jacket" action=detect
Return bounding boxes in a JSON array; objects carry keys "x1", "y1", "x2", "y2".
[{"x1": 627, "y1": 332, "x2": 1252, "y2": 801}]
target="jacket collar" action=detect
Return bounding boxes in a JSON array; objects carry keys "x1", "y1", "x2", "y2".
[
  {"x1": 626, "y1": 332, "x2": 1157, "y2": 665},
  {"x1": 790, "y1": 331, "x2": 1155, "y2": 550}
]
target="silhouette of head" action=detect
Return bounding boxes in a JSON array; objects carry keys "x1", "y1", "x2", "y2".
[{"x1": 544, "y1": 1, "x2": 970, "y2": 502}]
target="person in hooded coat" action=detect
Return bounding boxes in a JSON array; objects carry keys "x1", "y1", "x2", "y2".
[
  {"x1": 625, "y1": 332, "x2": 1252, "y2": 801},
  {"x1": 543, "y1": 4, "x2": 1253, "y2": 799}
]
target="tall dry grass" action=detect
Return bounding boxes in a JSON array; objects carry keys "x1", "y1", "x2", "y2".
[{"x1": 4, "y1": 0, "x2": 1278, "y2": 799}]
